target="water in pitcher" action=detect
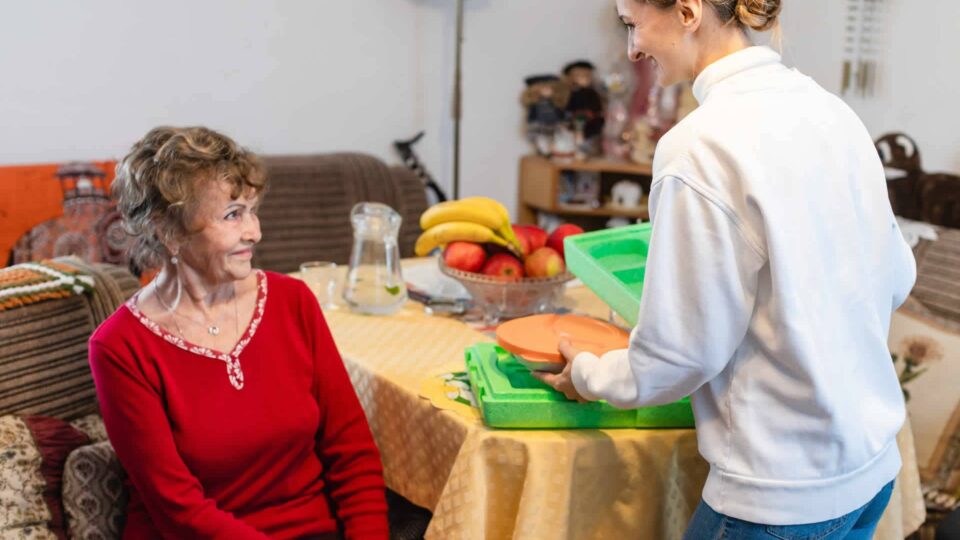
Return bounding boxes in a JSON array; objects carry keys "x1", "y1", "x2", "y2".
[{"x1": 342, "y1": 203, "x2": 407, "y2": 315}]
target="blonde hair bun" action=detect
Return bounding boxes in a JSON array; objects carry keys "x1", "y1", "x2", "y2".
[{"x1": 735, "y1": 0, "x2": 782, "y2": 32}]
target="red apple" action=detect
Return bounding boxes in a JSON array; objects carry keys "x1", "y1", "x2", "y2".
[
  {"x1": 516, "y1": 224, "x2": 548, "y2": 251},
  {"x1": 510, "y1": 225, "x2": 532, "y2": 257},
  {"x1": 515, "y1": 234, "x2": 531, "y2": 258},
  {"x1": 443, "y1": 241, "x2": 486, "y2": 273},
  {"x1": 547, "y1": 224, "x2": 584, "y2": 258},
  {"x1": 482, "y1": 253, "x2": 524, "y2": 282},
  {"x1": 525, "y1": 247, "x2": 565, "y2": 278}
]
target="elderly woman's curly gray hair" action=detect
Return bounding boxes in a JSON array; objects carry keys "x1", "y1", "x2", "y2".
[{"x1": 112, "y1": 126, "x2": 267, "y2": 273}]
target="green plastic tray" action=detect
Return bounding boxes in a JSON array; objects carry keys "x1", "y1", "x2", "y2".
[
  {"x1": 564, "y1": 223, "x2": 652, "y2": 326},
  {"x1": 465, "y1": 342, "x2": 694, "y2": 429}
]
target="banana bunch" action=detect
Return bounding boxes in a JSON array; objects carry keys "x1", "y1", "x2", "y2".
[{"x1": 415, "y1": 197, "x2": 523, "y2": 257}]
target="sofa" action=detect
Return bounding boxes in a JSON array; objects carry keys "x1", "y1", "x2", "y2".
[
  {"x1": 254, "y1": 153, "x2": 429, "y2": 273},
  {"x1": 0, "y1": 257, "x2": 139, "y2": 539},
  {"x1": 0, "y1": 152, "x2": 431, "y2": 539}
]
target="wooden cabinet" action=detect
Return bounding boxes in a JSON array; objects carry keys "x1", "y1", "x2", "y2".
[{"x1": 517, "y1": 155, "x2": 653, "y2": 227}]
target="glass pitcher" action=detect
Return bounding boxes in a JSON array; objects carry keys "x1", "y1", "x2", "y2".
[{"x1": 342, "y1": 202, "x2": 407, "y2": 315}]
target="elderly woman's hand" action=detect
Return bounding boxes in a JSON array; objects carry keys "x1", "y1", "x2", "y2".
[{"x1": 531, "y1": 338, "x2": 589, "y2": 403}]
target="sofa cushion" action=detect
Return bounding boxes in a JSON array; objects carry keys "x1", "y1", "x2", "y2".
[
  {"x1": 0, "y1": 415, "x2": 91, "y2": 539},
  {"x1": 68, "y1": 415, "x2": 108, "y2": 445},
  {"x1": 256, "y1": 154, "x2": 366, "y2": 272},
  {"x1": 255, "y1": 153, "x2": 427, "y2": 273},
  {"x1": 62, "y1": 441, "x2": 127, "y2": 540}
]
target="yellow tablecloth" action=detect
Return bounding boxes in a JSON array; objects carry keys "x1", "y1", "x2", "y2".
[{"x1": 315, "y1": 261, "x2": 925, "y2": 539}]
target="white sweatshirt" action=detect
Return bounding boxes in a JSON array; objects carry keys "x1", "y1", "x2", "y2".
[{"x1": 571, "y1": 47, "x2": 916, "y2": 525}]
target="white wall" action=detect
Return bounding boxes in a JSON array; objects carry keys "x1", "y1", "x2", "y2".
[
  {"x1": 0, "y1": 0, "x2": 623, "y2": 220},
  {"x1": 2, "y1": 1, "x2": 957, "y2": 220},
  {"x1": 780, "y1": 0, "x2": 960, "y2": 174},
  {"x1": 456, "y1": 2, "x2": 623, "y2": 205},
  {"x1": 0, "y1": 1, "x2": 428, "y2": 165}
]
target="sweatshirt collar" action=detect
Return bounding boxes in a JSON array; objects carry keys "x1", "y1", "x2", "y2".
[{"x1": 692, "y1": 46, "x2": 782, "y2": 104}]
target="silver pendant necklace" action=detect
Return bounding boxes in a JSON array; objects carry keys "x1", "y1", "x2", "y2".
[
  {"x1": 155, "y1": 280, "x2": 237, "y2": 339},
  {"x1": 151, "y1": 272, "x2": 245, "y2": 391}
]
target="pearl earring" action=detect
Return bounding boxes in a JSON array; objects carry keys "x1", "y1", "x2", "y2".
[{"x1": 171, "y1": 255, "x2": 179, "y2": 265}]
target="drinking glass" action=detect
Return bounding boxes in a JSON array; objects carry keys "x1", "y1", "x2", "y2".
[{"x1": 300, "y1": 261, "x2": 339, "y2": 310}]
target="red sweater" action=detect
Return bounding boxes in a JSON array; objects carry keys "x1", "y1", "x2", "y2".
[{"x1": 89, "y1": 271, "x2": 388, "y2": 539}]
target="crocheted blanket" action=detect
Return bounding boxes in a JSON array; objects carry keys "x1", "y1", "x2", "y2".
[{"x1": 0, "y1": 260, "x2": 95, "y2": 311}]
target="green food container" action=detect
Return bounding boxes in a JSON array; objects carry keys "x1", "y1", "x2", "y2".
[
  {"x1": 564, "y1": 223, "x2": 652, "y2": 326},
  {"x1": 465, "y1": 342, "x2": 694, "y2": 429}
]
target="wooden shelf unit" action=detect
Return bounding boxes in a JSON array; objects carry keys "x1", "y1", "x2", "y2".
[{"x1": 517, "y1": 155, "x2": 653, "y2": 227}]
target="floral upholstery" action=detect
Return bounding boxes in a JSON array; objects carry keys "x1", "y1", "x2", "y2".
[
  {"x1": 0, "y1": 415, "x2": 91, "y2": 539},
  {"x1": 61, "y1": 442, "x2": 127, "y2": 540},
  {"x1": 68, "y1": 416, "x2": 108, "y2": 446},
  {"x1": 0, "y1": 416, "x2": 57, "y2": 539}
]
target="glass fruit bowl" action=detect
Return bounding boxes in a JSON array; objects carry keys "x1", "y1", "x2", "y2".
[{"x1": 438, "y1": 258, "x2": 575, "y2": 324}]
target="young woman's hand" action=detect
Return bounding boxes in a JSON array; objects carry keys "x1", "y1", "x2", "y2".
[{"x1": 531, "y1": 338, "x2": 589, "y2": 402}]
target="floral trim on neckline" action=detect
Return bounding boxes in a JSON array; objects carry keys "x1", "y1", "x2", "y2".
[{"x1": 124, "y1": 270, "x2": 267, "y2": 391}]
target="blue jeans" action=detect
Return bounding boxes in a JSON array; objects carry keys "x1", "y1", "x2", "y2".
[{"x1": 683, "y1": 480, "x2": 895, "y2": 540}]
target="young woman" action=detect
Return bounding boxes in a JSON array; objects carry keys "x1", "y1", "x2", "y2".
[
  {"x1": 90, "y1": 126, "x2": 388, "y2": 539},
  {"x1": 536, "y1": 1, "x2": 916, "y2": 537}
]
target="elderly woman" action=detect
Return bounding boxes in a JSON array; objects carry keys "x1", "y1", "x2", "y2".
[{"x1": 89, "y1": 126, "x2": 388, "y2": 539}]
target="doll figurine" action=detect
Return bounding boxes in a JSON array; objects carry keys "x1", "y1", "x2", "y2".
[
  {"x1": 563, "y1": 60, "x2": 606, "y2": 152},
  {"x1": 521, "y1": 74, "x2": 569, "y2": 156}
]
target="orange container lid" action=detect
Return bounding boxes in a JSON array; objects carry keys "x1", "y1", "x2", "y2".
[{"x1": 496, "y1": 314, "x2": 630, "y2": 365}]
